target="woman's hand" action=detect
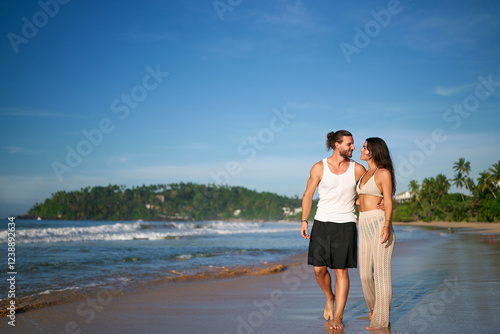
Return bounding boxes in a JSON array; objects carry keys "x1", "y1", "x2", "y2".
[{"x1": 380, "y1": 226, "x2": 390, "y2": 243}]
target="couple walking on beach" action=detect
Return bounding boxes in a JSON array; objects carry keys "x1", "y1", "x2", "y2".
[{"x1": 300, "y1": 130, "x2": 396, "y2": 330}]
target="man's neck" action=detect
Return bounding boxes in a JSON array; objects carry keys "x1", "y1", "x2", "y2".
[{"x1": 329, "y1": 151, "x2": 349, "y2": 168}]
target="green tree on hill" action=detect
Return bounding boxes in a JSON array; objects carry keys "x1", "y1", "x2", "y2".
[
  {"x1": 27, "y1": 183, "x2": 304, "y2": 222},
  {"x1": 394, "y1": 159, "x2": 500, "y2": 222}
]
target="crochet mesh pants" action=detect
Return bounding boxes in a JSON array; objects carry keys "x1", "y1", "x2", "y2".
[{"x1": 358, "y1": 209, "x2": 395, "y2": 328}]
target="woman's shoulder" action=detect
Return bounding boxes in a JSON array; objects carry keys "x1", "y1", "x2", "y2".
[{"x1": 375, "y1": 168, "x2": 391, "y2": 181}]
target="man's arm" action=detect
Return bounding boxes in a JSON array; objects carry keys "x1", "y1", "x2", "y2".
[
  {"x1": 354, "y1": 161, "x2": 366, "y2": 183},
  {"x1": 301, "y1": 162, "x2": 322, "y2": 239},
  {"x1": 354, "y1": 162, "x2": 366, "y2": 207}
]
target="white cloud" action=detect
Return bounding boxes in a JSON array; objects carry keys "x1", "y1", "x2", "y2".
[
  {"x1": 0, "y1": 174, "x2": 113, "y2": 217},
  {"x1": 1, "y1": 146, "x2": 44, "y2": 155},
  {"x1": 263, "y1": 1, "x2": 311, "y2": 27},
  {"x1": 0, "y1": 107, "x2": 86, "y2": 119},
  {"x1": 118, "y1": 28, "x2": 176, "y2": 43},
  {"x1": 434, "y1": 83, "x2": 476, "y2": 97},
  {"x1": 159, "y1": 142, "x2": 217, "y2": 151},
  {"x1": 192, "y1": 38, "x2": 257, "y2": 60},
  {"x1": 394, "y1": 11, "x2": 499, "y2": 55}
]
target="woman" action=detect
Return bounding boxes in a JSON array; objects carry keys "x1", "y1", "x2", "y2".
[{"x1": 356, "y1": 137, "x2": 396, "y2": 329}]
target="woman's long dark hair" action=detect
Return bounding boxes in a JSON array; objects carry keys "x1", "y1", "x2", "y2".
[{"x1": 366, "y1": 137, "x2": 396, "y2": 196}]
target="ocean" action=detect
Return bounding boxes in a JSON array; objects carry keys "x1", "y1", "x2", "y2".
[{"x1": 0, "y1": 219, "x2": 448, "y2": 311}]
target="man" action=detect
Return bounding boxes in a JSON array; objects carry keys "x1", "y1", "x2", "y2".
[{"x1": 300, "y1": 130, "x2": 366, "y2": 329}]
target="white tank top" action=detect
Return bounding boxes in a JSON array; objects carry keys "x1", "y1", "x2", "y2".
[{"x1": 314, "y1": 158, "x2": 357, "y2": 223}]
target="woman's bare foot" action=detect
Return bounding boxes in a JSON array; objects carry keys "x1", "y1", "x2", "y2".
[
  {"x1": 369, "y1": 309, "x2": 373, "y2": 322},
  {"x1": 331, "y1": 315, "x2": 344, "y2": 329},
  {"x1": 366, "y1": 322, "x2": 390, "y2": 330},
  {"x1": 324, "y1": 295, "x2": 335, "y2": 320}
]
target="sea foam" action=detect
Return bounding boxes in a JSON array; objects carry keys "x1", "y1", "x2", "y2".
[{"x1": 0, "y1": 220, "x2": 297, "y2": 244}]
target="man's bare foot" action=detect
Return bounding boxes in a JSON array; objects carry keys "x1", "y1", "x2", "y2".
[
  {"x1": 331, "y1": 315, "x2": 344, "y2": 329},
  {"x1": 324, "y1": 296, "x2": 334, "y2": 320}
]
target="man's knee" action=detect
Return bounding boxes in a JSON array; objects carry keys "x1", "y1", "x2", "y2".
[
  {"x1": 314, "y1": 266, "x2": 328, "y2": 277},
  {"x1": 334, "y1": 268, "x2": 349, "y2": 279}
]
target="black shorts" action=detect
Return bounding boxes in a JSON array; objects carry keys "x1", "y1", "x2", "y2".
[{"x1": 308, "y1": 220, "x2": 357, "y2": 269}]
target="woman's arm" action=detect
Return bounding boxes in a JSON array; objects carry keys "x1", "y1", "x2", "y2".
[{"x1": 377, "y1": 169, "x2": 393, "y2": 243}]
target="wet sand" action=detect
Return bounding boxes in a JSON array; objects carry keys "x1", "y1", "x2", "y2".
[
  {"x1": 2, "y1": 222, "x2": 499, "y2": 333},
  {"x1": 395, "y1": 221, "x2": 500, "y2": 234}
]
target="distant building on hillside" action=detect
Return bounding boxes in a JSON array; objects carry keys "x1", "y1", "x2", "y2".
[
  {"x1": 283, "y1": 207, "x2": 302, "y2": 216},
  {"x1": 394, "y1": 191, "x2": 412, "y2": 202}
]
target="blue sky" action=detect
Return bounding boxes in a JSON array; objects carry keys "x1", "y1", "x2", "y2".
[{"x1": 1, "y1": 0, "x2": 500, "y2": 218}]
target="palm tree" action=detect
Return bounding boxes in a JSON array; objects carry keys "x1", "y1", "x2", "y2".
[
  {"x1": 453, "y1": 158, "x2": 471, "y2": 200},
  {"x1": 435, "y1": 173, "x2": 451, "y2": 200},
  {"x1": 489, "y1": 160, "x2": 500, "y2": 187},
  {"x1": 408, "y1": 180, "x2": 421, "y2": 205},
  {"x1": 452, "y1": 171, "x2": 465, "y2": 200},
  {"x1": 421, "y1": 175, "x2": 449, "y2": 202},
  {"x1": 477, "y1": 171, "x2": 496, "y2": 198}
]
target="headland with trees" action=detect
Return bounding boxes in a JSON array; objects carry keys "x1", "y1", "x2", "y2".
[{"x1": 26, "y1": 158, "x2": 500, "y2": 223}]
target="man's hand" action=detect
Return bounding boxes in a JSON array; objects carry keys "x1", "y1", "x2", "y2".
[
  {"x1": 301, "y1": 221, "x2": 310, "y2": 239},
  {"x1": 377, "y1": 198, "x2": 385, "y2": 210}
]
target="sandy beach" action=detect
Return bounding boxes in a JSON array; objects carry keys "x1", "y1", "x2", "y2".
[
  {"x1": 2, "y1": 222, "x2": 499, "y2": 333},
  {"x1": 394, "y1": 221, "x2": 500, "y2": 234}
]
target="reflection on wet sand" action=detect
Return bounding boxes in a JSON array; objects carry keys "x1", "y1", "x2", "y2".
[
  {"x1": 366, "y1": 326, "x2": 391, "y2": 334},
  {"x1": 324, "y1": 320, "x2": 345, "y2": 333},
  {"x1": 324, "y1": 319, "x2": 391, "y2": 333}
]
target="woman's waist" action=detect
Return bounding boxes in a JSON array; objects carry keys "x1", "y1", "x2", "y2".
[
  {"x1": 358, "y1": 195, "x2": 383, "y2": 211},
  {"x1": 358, "y1": 209, "x2": 385, "y2": 218}
]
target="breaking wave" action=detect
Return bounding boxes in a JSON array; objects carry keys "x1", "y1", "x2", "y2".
[{"x1": 0, "y1": 221, "x2": 297, "y2": 244}]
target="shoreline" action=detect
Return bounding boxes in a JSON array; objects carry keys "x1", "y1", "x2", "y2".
[
  {"x1": 3, "y1": 225, "x2": 499, "y2": 333},
  {"x1": 0, "y1": 255, "x2": 304, "y2": 318},
  {"x1": 17, "y1": 216, "x2": 500, "y2": 226},
  {"x1": 394, "y1": 221, "x2": 500, "y2": 234},
  {"x1": 2, "y1": 221, "x2": 498, "y2": 318},
  {"x1": 13, "y1": 216, "x2": 299, "y2": 223},
  {"x1": 2, "y1": 221, "x2": 499, "y2": 333}
]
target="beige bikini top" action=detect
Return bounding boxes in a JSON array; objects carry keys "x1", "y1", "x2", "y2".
[{"x1": 356, "y1": 168, "x2": 383, "y2": 197}]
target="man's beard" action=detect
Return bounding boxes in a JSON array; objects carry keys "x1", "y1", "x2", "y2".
[{"x1": 339, "y1": 148, "x2": 352, "y2": 159}]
